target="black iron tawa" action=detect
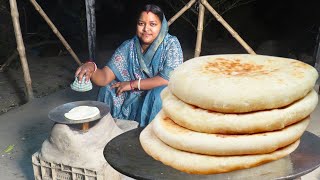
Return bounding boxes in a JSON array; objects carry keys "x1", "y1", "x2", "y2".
[
  {"x1": 104, "y1": 128, "x2": 320, "y2": 180},
  {"x1": 48, "y1": 100, "x2": 110, "y2": 124}
]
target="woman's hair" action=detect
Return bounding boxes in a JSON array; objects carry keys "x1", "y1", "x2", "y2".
[{"x1": 138, "y1": 4, "x2": 164, "y2": 22}]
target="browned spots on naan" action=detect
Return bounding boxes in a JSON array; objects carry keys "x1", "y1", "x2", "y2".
[
  {"x1": 202, "y1": 58, "x2": 278, "y2": 76},
  {"x1": 290, "y1": 69, "x2": 305, "y2": 78},
  {"x1": 161, "y1": 117, "x2": 190, "y2": 134},
  {"x1": 291, "y1": 60, "x2": 311, "y2": 69},
  {"x1": 289, "y1": 61, "x2": 311, "y2": 78}
]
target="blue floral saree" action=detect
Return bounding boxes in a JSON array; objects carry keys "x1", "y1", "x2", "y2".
[{"x1": 97, "y1": 17, "x2": 183, "y2": 126}]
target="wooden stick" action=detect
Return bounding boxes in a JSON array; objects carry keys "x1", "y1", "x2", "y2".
[
  {"x1": 29, "y1": 0, "x2": 82, "y2": 66},
  {"x1": 194, "y1": 3, "x2": 205, "y2": 57},
  {"x1": 85, "y1": 0, "x2": 96, "y2": 61},
  {"x1": 9, "y1": 0, "x2": 34, "y2": 101},
  {"x1": 82, "y1": 122, "x2": 89, "y2": 131},
  {"x1": 165, "y1": 0, "x2": 197, "y2": 30},
  {"x1": 168, "y1": 0, "x2": 197, "y2": 26},
  {"x1": 201, "y1": 0, "x2": 256, "y2": 54}
]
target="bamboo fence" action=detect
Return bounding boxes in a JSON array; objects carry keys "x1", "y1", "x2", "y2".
[{"x1": 169, "y1": 0, "x2": 256, "y2": 56}]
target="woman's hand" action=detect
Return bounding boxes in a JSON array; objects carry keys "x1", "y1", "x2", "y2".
[
  {"x1": 75, "y1": 62, "x2": 96, "y2": 83},
  {"x1": 111, "y1": 81, "x2": 132, "y2": 96}
]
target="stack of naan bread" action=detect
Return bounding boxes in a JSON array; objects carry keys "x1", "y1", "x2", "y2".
[{"x1": 140, "y1": 54, "x2": 319, "y2": 174}]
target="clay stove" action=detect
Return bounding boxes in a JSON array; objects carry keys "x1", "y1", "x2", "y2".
[{"x1": 32, "y1": 100, "x2": 138, "y2": 180}]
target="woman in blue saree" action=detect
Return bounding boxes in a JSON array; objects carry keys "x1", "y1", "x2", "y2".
[{"x1": 76, "y1": 4, "x2": 183, "y2": 126}]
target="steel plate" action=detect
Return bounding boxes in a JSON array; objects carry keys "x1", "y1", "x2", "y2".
[
  {"x1": 104, "y1": 129, "x2": 320, "y2": 180},
  {"x1": 48, "y1": 100, "x2": 110, "y2": 124}
]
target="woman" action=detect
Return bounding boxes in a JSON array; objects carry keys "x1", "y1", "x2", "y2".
[{"x1": 76, "y1": 4, "x2": 183, "y2": 126}]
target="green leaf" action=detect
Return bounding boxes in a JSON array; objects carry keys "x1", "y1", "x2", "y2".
[{"x1": 3, "y1": 145, "x2": 15, "y2": 153}]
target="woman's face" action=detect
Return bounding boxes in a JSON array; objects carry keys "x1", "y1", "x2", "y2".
[{"x1": 136, "y1": 11, "x2": 162, "y2": 46}]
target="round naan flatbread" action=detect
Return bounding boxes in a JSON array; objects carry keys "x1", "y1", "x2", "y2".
[
  {"x1": 152, "y1": 110, "x2": 309, "y2": 155},
  {"x1": 140, "y1": 123, "x2": 300, "y2": 175},
  {"x1": 161, "y1": 88, "x2": 318, "y2": 134},
  {"x1": 64, "y1": 106, "x2": 100, "y2": 121},
  {"x1": 169, "y1": 54, "x2": 318, "y2": 113}
]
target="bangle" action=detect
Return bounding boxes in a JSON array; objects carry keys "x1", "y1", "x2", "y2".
[
  {"x1": 86, "y1": 60, "x2": 97, "y2": 72},
  {"x1": 138, "y1": 78, "x2": 141, "y2": 90},
  {"x1": 130, "y1": 80, "x2": 135, "y2": 91}
]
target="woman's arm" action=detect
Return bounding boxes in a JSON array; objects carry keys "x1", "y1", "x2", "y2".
[
  {"x1": 75, "y1": 40, "x2": 133, "y2": 87},
  {"x1": 111, "y1": 75, "x2": 166, "y2": 96},
  {"x1": 75, "y1": 63, "x2": 115, "y2": 87},
  {"x1": 132, "y1": 76, "x2": 167, "y2": 90},
  {"x1": 91, "y1": 66, "x2": 115, "y2": 86}
]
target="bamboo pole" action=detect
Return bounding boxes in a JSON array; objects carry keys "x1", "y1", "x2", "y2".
[
  {"x1": 194, "y1": 3, "x2": 205, "y2": 57},
  {"x1": 29, "y1": 0, "x2": 82, "y2": 66},
  {"x1": 168, "y1": 0, "x2": 197, "y2": 26},
  {"x1": 85, "y1": 0, "x2": 96, "y2": 61},
  {"x1": 9, "y1": 0, "x2": 34, "y2": 101},
  {"x1": 201, "y1": 0, "x2": 256, "y2": 54}
]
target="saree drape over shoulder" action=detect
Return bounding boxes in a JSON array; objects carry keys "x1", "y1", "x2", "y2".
[{"x1": 97, "y1": 17, "x2": 183, "y2": 126}]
